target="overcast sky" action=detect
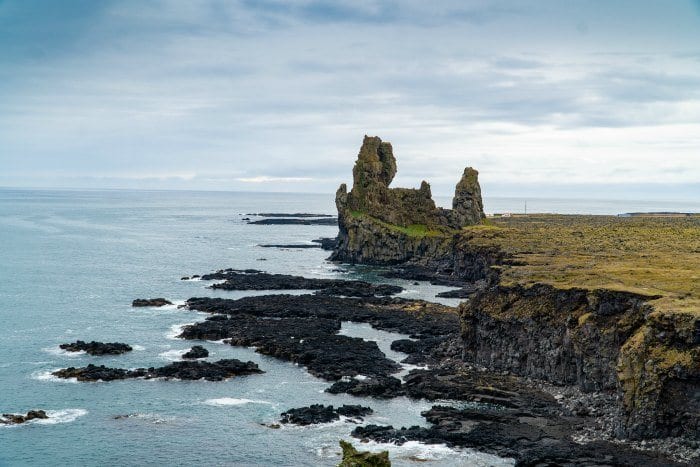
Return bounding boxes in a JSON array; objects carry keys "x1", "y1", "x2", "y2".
[{"x1": 1, "y1": 0, "x2": 699, "y2": 199}]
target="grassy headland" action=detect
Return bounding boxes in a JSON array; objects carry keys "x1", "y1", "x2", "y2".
[{"x1": 460, "y1": 214, "x2": 699, "y2": 314}]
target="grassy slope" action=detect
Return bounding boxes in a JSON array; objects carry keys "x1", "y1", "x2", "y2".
[
  {"x1": 349, "y1": 210, "x2": 450, "y2": 237},
  {"x1": 461, "y1": 214, "x2": 699, "y2": 314}
]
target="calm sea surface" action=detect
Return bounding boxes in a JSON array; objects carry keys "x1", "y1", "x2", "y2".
[{"x1": 0, "y1": 189, "x2": 697, "y2": 466}]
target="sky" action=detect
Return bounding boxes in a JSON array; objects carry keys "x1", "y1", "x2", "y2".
[{"x1": 1, "y1": 0, "x2": 699, "y2": 200}]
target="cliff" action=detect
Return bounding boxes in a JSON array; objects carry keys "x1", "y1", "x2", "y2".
[
  {"x1": 331, "y1": 135, "x2": 484, "y2": 264},
  {"x1": 329, "y1": 137, "x2": 699, "y2": 442}
]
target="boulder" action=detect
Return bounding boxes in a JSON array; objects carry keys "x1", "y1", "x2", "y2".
[
  {"x1": 182, "y1": 345, "x2": 208, "y2": 359},
  {"x1": 132, "y1": 298, "x2": 173, "y2": 307}
]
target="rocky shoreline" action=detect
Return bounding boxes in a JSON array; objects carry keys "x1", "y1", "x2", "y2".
[
  {"x1": 48, "y1": 269, "x2": 695, "y2": 464},
  {"x1": 40, "y1": 135, "x2": 697, "y2": 465}
]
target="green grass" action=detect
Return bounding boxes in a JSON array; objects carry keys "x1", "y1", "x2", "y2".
[
  {"x1": 349, "y1": 210, "x2": 450, "y2": 237},
  {"x1": 461, "y1": 214, "x2": 700, "y2": 314}
]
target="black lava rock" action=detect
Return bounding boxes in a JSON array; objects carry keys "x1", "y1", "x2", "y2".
[
  {"x1": 59, "y1": 340, "x2": 132, "y2": 356},
  {"x1": 132, "y1": 298, "x2": 173, "y2": 307},
  {"x1": 182, "y1": 345, "x2": 209, "y2": 359}
]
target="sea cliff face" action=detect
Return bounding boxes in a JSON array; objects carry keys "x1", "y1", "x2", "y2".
[
  {"x1": 330, "y1": 137, "x2": 699, "y2": 442},
  {"x1": 460, "y1": 284, "x2": 699, "y2": 439}
]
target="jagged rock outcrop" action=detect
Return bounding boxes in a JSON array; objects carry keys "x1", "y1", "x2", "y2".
[{"x1": 331, "y1": 136, "x2": 484, "y2": 264}]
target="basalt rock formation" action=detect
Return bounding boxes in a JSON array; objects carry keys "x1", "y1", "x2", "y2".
[
  {"x1": 331, "y1": 135, "x2": 484, "y2": 264},
  {"x1": 60, "y1": 340, "x2": 133, "y2": 356},
  {"x1": 328, "y1": 137, "x2": 699, "y2": 447},
  {"x1": 53, "y1": 359, "x2": 262, "y2": 382},
  {"x1": 279, "y1": 404, "x2": 372, "y2": 426}
]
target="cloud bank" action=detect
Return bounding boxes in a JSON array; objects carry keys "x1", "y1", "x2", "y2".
[{"x1": 0, "y1": 0, "x2": 699, "y2": 200}]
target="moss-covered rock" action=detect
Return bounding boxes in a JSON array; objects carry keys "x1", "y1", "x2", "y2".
[
  {"x1": 617, "y1": 311, "x2": 699, "y2": 438},
  {"x1": 338, "y1": 440, "x2": 390, "y2": 467},
  {"x1": 332, "y1": 136, "x2": 484, "y2": 264}
]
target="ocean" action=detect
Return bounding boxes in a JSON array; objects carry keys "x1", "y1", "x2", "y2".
[{"x1": 0, "y1": 189, "x2": 697, "y2": 466}]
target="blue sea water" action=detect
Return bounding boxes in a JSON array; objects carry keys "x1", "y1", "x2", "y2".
[{"x1": 0, "y1": 189, "x2": 697, "y2": 466}]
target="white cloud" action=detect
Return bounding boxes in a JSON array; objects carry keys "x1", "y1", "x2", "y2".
[{"x1": 236, "y1": 176, "x2": 314, "y2": 183}]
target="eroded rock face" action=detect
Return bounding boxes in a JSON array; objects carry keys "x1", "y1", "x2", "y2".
[
  {"x1": 452, "y1": 167, "x2": 485, "y2": 226},
  {"x1": 459, "y1": 283, "x2": 700, "y2": 440},
  {"x1": 332, "y1": 136, "x2": 485, "y2": 264}
]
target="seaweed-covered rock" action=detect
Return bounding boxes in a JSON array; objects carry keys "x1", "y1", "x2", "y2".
[{"x1": 59, "y1": 340, "x2": 132, "y2": 356}]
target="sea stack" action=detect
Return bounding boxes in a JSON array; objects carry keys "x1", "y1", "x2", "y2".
[{"x1": 332, "y1": 135, "x2": 484, "y2": 264}]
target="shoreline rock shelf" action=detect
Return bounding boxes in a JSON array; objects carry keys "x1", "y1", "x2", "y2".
[
  {"x1": 279, "y1": 404, "x2": 372, "y2": 426},
  {"x1": 59, "y1": 340, "x2": 133, "y2": 356},
  {"x1": 52, "y1": 359, "x2": 263, "y2": 382},
  {"x1": 191, "y1": 269, "x2": 404, "y2": 297}
]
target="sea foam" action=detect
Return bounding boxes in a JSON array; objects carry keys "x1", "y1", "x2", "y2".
[
  {"x1": 159, "y1": 349, "x2": 187, "y2": 361},
  {"x1": 43, "y1": 346, "x2": 86, "y2": 357},
  {"x1": 203, "y1": 398, "x2": 272, "y2": 406},
  {"x1": 31, "y1": 369, "x2": 78, "y2": 384}
]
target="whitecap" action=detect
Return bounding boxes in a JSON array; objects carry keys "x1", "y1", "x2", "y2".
[
  {"x1": 330, "y1": 439, "x2": 514, "y2": 466},
  {"x1": 112, "y1": 413, "x2": 175, "y2": 424},
  {"x1": 132, "y1": 344, "x2": 146, "y2": 351},
  {"x1": 31, "y1": 369, "x2": 78, "y2": 384},
  {"x1": 36, "y1": 409, "x2": 88, "y2": 425},
  {"x1": 159, "y1": 349, "x2": 187, "y2": 361},
  {"x1": 42, "y1": 346, "x2": 86, "y2": 357},
  {"x1": 203, "y1": 398, "x2": 272, "y2": 407},
  {"x1": 1, "y1": 409, "x2": 88, "y2": 427},
  {"x1": 165, "y1": 322, "x2": 195, "y2": 340}
]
